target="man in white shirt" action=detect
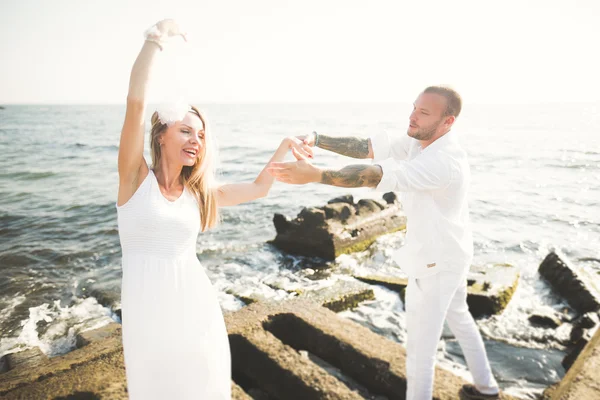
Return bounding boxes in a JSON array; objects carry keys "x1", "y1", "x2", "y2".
[{"x1": 268, "y1": 86, "x2": 501, "y2": 400}]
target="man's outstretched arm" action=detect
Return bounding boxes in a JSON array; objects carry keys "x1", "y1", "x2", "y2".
[
  {"x1": 321, "y1": 165, "x2": 382, "y2": 188},
  {"x1": 267, "y1": 148, "x2": 382, "y2": 188},
  {"x1": 303, "y1": 132, "x2": 375, "y2": 159},
  {"x1": 269, "y1": 146, "x2": 453, "y2": 192}
]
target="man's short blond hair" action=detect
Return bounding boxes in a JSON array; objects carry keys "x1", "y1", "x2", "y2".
[{"x1": 424, "y1": 86, "x2": 462, "y2": 118}]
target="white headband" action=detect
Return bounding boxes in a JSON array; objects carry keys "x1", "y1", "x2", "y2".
[{"x1": 155, "y1": 101, "x2": 191, "y2": 126}]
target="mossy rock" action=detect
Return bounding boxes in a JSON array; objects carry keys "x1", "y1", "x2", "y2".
[
  {"x1": 354, "y1": 264, "x2": 519, "y2": 318},
  {"x1": 228, "y1": 280, "x2": 374, "y2": 313},
  {"x1": 335, "y1": 224, "x2": 406, "y2": 258}
]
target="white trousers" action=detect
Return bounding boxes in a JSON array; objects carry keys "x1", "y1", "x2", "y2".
[{"x1": 405, "y1": 270, "x2": 499, "y2": 400}]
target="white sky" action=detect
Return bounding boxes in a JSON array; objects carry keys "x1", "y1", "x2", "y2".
[{"x1": 1, "y1": 0, "x2": 599, "y2": 104}]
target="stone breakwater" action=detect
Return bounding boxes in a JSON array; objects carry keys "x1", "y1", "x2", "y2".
[
  {"x1": 536, "y1": 251, "x2": 600, "y2": 400},
  {"x1": 530, "y1": 252, "x2": 600, "y2": 382},
  {"x1": 542, "y1": 324, "x2": 600, "y2": 400},
  {"x1": 1, "y1": 297, "x2": 519, "y2": 400}
]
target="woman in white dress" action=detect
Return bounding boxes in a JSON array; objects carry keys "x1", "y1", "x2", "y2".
[{"x1": 116, "y1": 19, "x2": 312, "y2": 399}]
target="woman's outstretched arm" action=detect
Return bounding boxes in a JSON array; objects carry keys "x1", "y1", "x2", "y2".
[
  {"x1": 117, "y1": 20, "x2": 185, "y2": 207},
  {"x1": 215, "y1": 138, "x2": 312, "y2": 207}
]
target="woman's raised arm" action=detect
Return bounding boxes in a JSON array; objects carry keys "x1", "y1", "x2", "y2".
[{"x1": 117, "y1": 20, "x2": 186, "y2": 206}]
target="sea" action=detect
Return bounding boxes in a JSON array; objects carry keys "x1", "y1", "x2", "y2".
[{"x1": 1, "y1": 102, "x2": 599, "y2": 399}]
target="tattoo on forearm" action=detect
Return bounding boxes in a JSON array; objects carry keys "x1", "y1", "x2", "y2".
[
  {"x1": 321, "y1": 165, "x2": 382, "y2": 188},
  {"x1": 317, "y1": 135, "x2": 370, "y2": 159}
]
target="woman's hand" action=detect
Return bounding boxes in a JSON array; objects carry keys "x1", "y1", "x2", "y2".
[
  {"x1": 267, "y1": 149, "x2": 322, "y2": 185},
  {"x1": 145, "y1": 19, "x2": 187, "y2": 49},
  {"x1": 282, "y1": 136, "x2": 313, "y2": 160},
  {"x1": 216, "y1": 136, "x2": 313, "y2": 207},
  {"x1": 296, "y1": 131, "x2": 316, "y2": 147}
]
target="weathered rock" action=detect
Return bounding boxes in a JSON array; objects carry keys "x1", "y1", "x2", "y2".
[
  {"x1": 539, "y1": 252, "x2": 600, "y2": 314},
  {"x1": 298, "y1": 207, "x2": 327, "y2": 226},
  {"x1": 565, "y1": 312, "x2": 599, "y2": 352},
  {"x1": 83, "y1": 286, "x2": 122, "y2": 320},
  {"x1": 323, "y1": 202, "x2": 355, "y2": 222},
  {"x1": 228, "y1": 279, "x2": 374, "y2": 313},
  {"x1": 383, "y1": 191, "x2": 398, "y2": 204},
  {"x1": 562, "y1": 333, "x2": 592, "y2": 372},
  {"x1": 76, "y1": 322, "x2": 122, "y2": 348},
  {"x1": 270, "y1": 193, "x2": 407, "y2": 260},
  {"x1": 569, "y1": 325, "x2": 586, "y2": 344},
  {"x1": 0, "y1": 322, "x2": 253, "y2": 400},
  {"x1": 229, "y1": 327, "x2": 363, "y2": 399},
  {"x1": 567, "y1": 326, "x2": 587, "y2": 344},
  {"x1": 301, "y1": 280, "x2": 375, "y2": 312},
  {"x1": 273, "y1": 213, "x2": 290, "y2": 234},
  {"x1": 355, "y1": 263, "x2": 520, "y2": 318},
  {"x1": 354, "y1": 275, "x2": 408, "y2": 293},
  {"x1": 232, "y1": 381, "x2": 254, "y2": 400},
  {"x1": 226, "y1": 288, "x2": 264, "y2": 306},
  {"x1": 0, "y1": 347, "x2": 48, "y2": 373},
  {"x1": 0, "y1": 323, "x2": 126, "y2": 399},
  {"x1": 327, "y1": 194, "x2": 354, "y2": 205},
  {"x1": 543, "y1": 326, "x2": 600, "y2": 399},
  {"x1": 568, "y1": 312, "x2": 599, "y2": 345},
  {"x1": 467, "y1": 264, "x2": 520, "y2": 318},
  {"x1": 578, "y1": 257, "x2": 600, "y2": 263},
  {"x1": 355, "y1": 199, "x2": 385, "y2": 215},
  {"x1": 529, "y1": 313, "x2": 563, "y2": 329},
  {"x1": 227, "y1": 299, "x2": 518, "y2": 400},
  {"x1": 571, "y1": 312, "x2": 600, "y2": 330},
  {"x1": 227, "y1": 299, "x2": 373, "y2": 399},
  {"x1": 88, "y1": 288, "x2": 120, "y2": 310}
]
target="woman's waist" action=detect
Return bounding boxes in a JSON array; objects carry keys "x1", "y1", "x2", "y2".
[{"x1": 121, "y1": 245, "x2": 199, "y2": 262}]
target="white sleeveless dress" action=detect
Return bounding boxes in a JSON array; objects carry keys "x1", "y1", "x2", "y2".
[{"x1": 116, "y1": 170, "x2": 231, "y2": 400}]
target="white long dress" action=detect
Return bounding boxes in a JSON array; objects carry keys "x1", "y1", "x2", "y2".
[{"x1": 116, "y1": 169, "x2": 231, "y2": 399}]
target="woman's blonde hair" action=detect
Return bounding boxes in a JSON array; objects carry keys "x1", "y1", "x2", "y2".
[{"x1": 149, "y1": 106, "x2": 218, "y2": 231}]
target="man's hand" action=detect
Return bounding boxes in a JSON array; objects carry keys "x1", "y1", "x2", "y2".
[
  {"x1": 296, "y1": 131, "x2": 316, "y2": 147},
  {"x1": 267, "y1": 148, "x2": 322, "y2": 184},
  {"x1": 268, "y1": 148, "x2": 382, "y2": 188},
  {"x1": 295, "y1": 132, "x2": 374, "y2": 159}
]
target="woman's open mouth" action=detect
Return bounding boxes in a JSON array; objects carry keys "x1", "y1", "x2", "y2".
[{"x1": 183, "y1": 149, "x2": 198, "y2": 158}]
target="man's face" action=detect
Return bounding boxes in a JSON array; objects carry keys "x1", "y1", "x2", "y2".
[{"x1": 407, "y1": 92, "x2": 448, "y2": 141}]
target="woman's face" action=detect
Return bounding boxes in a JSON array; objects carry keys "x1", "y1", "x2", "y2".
[{"x1": 160, "y1": 112, "x2": 205, "y2": 167}]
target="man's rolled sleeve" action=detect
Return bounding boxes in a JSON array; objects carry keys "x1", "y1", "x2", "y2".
[
  {"x1": 374, "y1": 158, "x2": 401, "y2": 192},
  {"x1": 375, "y1": 152, "x2": 453, "y2": 192},
  {"x1": 370, "y1": 131, "x2": 391, "y2": 163}
]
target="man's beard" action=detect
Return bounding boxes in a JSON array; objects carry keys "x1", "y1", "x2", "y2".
[{"x1": 407, "y1": 118, "x2": 443, "y2": 141}]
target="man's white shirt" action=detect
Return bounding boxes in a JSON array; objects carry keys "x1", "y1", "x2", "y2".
[{"x1": 371, "y1": 130, "x2": 473, "y2": 278}]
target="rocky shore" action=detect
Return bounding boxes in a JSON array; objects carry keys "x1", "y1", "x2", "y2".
[
  {"x1": 542, "y1": 324, "x2": 600, "y2": 400},
  {"x1": 1, "y1": 297, "x2": 519, "y2": 400},
  {"x1": 1, "y1": 195, "x2": 599, "y2": 399},
  {"x1": 2, "y1": 252, "x2": 596, "y2": 399}
]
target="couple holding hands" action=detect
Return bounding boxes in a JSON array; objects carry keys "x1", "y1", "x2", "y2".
[{"x1": 116, "y1": 19, "x2": 500, "y2": 400}]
